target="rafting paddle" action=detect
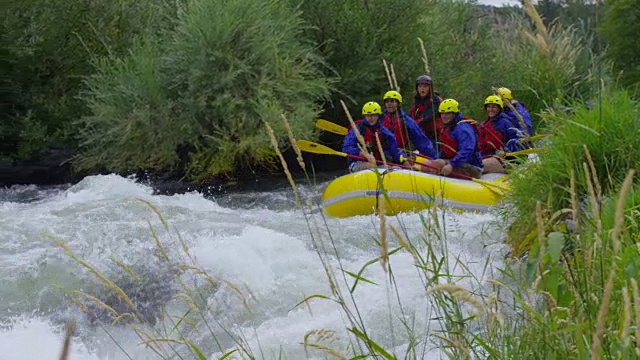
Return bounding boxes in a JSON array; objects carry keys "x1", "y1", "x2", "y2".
[
  {"x1": 315, "y1": 119, "x2": 433, "y2": 160},
  {"x1": 297, "y1": 139, "x2": 413, "y2": 169},
  {"x1": 296, "y1": 140, "x2": 508, "y2": 194},
  {"x1": 484, "y1": 147, "x2": 548, "y2": 158},
  {"x1": 316, "y1": 119, "x2": 349, "y2": 135}
]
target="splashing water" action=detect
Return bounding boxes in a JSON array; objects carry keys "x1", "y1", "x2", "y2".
[{"x1": 0, "y1": 174, "x2": 510, "y2": 359}]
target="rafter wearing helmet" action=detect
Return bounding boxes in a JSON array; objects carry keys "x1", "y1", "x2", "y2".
[
  {"x1": 411, "y1": 75, "x2": 444, "y2": 145},
  {"x1": 497, "y1": 87, "x2": 533, "y2": 137},
  {"x1": 380, "y1": 90, "x2": 436, "y2": 160},
  {"x1": 478, "y1": 95, "x2": 524, "y2": 174},
  {"x1": 427, "y1": 98, "x2": 483, "y2": 179}
]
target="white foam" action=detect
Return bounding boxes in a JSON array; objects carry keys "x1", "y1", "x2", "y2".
[
  {"x1": 0, "y1": 174, "x2": 509, "y2": 359},
  {"x1": 0, "y1": 317, "x2": 98, "y2": 360}
]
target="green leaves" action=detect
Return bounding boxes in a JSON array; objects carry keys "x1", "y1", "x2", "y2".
[
  {"x1": 547, "y1": 232, "x2": 565, "y2": 264},
  {"x1": 75, "y1": 0, "x2": 333, "y2": 180},
  {"x1": 348, "y1": 328, "x2": 397, "y2": 360},
  {"x1": 3, "y1": 0, "x2": 179, "y2": 160},
  {"x1": 598, "y1": 0, "x2": 640, "y2": 87}
]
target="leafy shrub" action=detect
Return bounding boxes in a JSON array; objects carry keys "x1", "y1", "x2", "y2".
[
  {"x1": 1, "y1": 0, "x2": 179, "y2": 159},
  {"x1": 75, "y1": 0, "x2": 334, "y2": 181}
]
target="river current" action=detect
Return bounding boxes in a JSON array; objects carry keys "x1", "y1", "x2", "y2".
[{"x1": 0, "y1": 174, "x2": 510, "y2": 359}]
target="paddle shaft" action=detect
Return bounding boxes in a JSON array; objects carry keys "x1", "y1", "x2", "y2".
[
  {"x1": 316, "y1": 119, "x2": 543, "y2": 159},
  {"x1": 482, "y1": 147, "x2": 545, "y2": 159},
  {"x1": 340, "y1": 150, "x2": 476, "y2": 181},
  {"x1": 315, "y1": 119, "x2": 432, "y2": 160},
  {"x1": 296, "y1": 140, "x2": 507, "y2": 193},
  {"x1": 340, "y1": 151, "x2": 506, "y2": 193}
]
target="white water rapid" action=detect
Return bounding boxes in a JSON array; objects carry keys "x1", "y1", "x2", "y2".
[{"x1": 0, "y1": 174, "x2": 510, "y2": 360}]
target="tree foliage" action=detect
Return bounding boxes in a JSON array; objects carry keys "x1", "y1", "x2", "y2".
[
  {"x1": 598, "y1": 0, "x2": 640, "y2": 87},
  {"x1": 75, "y1": 0, "x2": 333, "y2": 180},
  {"x1": 1, "y1": 0, "x2": 178, "y2": 159},
  {"x1": 0, "y1": 0, "x2": 611, "y2": 180}
]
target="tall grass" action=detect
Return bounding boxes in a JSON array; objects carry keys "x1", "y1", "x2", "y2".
[
  {"x1": 75, "y1": 0, "x2": 333, "y2": 182},
  {"x1": 507, "y1": 88, "x2": 640, "y2": 251},
  {"x1": 489, "y1": 0, "x2": 603, "y2": 125}
]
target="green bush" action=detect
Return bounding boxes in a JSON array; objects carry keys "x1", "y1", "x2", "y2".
[
  {"x1": 292, "y1": 0, "x2": 508, "y2": 120},
  {"x1": 507, "y1": 88, "x2": 640, "y2": 249},
  {"x1": 75, "y1": 41, "x2": 179, "y2": 172},
  {"x1": 1, "y1": 0, "x2": 178, "y2": 159},
  {"x1": 75, "y1": 0, "x2": 333, "y2": 181},
  {"x1": 598, "y1": 0, "x2": 640, "y2": 88},
  {"x1": 414, "y1": 1, "x2": 497, "y2": 119},
  {"x1": 293, "y1": 0, "x2": 423, "y2": 103}
]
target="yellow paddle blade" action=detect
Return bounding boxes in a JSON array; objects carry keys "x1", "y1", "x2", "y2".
[
  {"x1": 520, "y1": 133, "x2": 550, "y2": 142},
  {"x1": 315, "y1": 119, "x2": 349, "y2": 136},
  {"x1": 529, "y1": 133, "x2": 550, "y2": 141},
  {"x1": 296, "y1": 140, "x2": 347, "y2": 157},
  {"x1": 471, "y1": 178, "x2": 509, "y2": 195},
  {"x1": 506, "y1": 147, "x2": 548, "y2": 157}
]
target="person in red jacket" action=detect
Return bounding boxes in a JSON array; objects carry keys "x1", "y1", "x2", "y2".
[
  {"x1": 343, "y1": 101, "x2": 407, "y2": 173},
  {"x1": 410, "y1": 75, "x2": 443, "y2": 148},
  {"x1": 380, "y1": 90, "x2": 436, "y2": 159},
  {"x1": 429, "y1": 99, "x2": 483, "y2": 178},
  {"x1": 478, "y1": 95, "x2": 523, "y2": 173}
]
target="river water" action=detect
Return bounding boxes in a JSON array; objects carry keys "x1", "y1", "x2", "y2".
[{"x1": 0, "y1": 174, "x2": 511, "y2": 360}]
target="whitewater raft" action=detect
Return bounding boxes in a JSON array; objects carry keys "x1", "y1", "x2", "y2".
[{"x1": 321, "y1": 168, "x2": 509, "y2": 218}]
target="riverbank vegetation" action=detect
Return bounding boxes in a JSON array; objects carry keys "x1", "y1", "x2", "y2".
[
  {"x1": 5, "y1": 0, "x2": 634, "y2": 183},
  {"x1": 507, "y1": 88, "x2": 640, "y2": 251}
]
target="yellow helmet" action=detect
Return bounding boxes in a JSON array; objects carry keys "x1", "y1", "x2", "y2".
[
  {"x1": 383, "y1": 90, "x2": 403, "y2": 104},
  {"x1": 484, "y1": 95, "x2": 503, "y2": 109},
  {"x1": 438, "y1": 99, "x2": 459, "y2": 113},
  {"x1": 498, "y1": 87, "x2": 513, "y2": 100},
  {"x1": 362, "y1": 101, "x2": 382, "y2": 115}
]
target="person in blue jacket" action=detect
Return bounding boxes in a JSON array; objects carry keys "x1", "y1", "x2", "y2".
[
  {"x1": 343, "y1": 101, "x2": 408, "y2": 173},
  {"x1": 479, "y1": 95, "x2": 523, "y2": 173},
  {"x1": 498, "y1": 87, "x2": 532, "y2": 136},
  {"x1": 380, "y1": 91, "x2": 437, "y2": 159},
  {"x1": 429, "y1": 99, "x2": 483, "y2": 178}
]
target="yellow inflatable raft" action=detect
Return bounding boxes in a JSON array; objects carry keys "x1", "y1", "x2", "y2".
[{"x1": 321, "y1": 168, "x2": 509, "y2": 218}]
